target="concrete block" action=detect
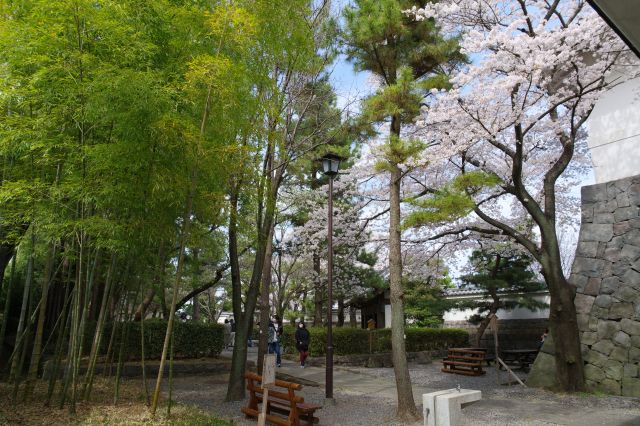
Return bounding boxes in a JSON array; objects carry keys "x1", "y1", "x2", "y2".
[{"x1": 423, "y1": 389, "x2": 481, "y2": 426}]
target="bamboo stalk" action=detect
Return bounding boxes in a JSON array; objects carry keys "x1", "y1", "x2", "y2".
[
  {"x1": 83, "y1": 252, "x2": 116, "y2": 400},
  {"x1": 24, "y1": 242, "x2": 58, "y2": 400},
  {"x1": 9, "y1": 228, "x2": 35, "y2": 384},
  {"x1": 0, "y1": 254, "x2": 17, "y2": 363}
]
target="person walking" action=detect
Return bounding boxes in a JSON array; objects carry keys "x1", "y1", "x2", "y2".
[
  {"x1": 295, "y1": 321, "x2": 310, "y2": 368},
  {"x1": 223, "y1": 319, "x2": 232, "y2": 349},
  {"x1": 229, "y1": 318, "x2": 236, "y2": 348},
  {"x1": 268, "y1": 319, "x2": 282, "y2": 367}
]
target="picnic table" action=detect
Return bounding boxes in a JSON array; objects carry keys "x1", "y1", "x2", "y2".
[
  {"x1": 441, "y1": 348, "x2": 487, "y2": 376},
  {"x1": 499, "y1": 349, "x2": 539, "y2": 372}
]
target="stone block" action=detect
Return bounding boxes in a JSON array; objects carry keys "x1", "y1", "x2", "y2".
[
  {"x1": 631, "y1": 348, "x2": 640, "y2": 363},
  {"x1": 582, "y1": 184, "x2": 608, "y2": 203},
  {"x1": 592, "y1": 339, "x2": 614, "y2": 355},
  {"x1": 614, "y1": 206, "x2": 639, "y2": 223},
  {"x1": 613, "y1": 220, "x2": 632, "y2": 236},
  {"x1": 621, "y1": 244, "x2": 640, "y2": 262},
  {"x1": 609, "y1": 302, "x2": 635, "y2": 320},
  {"x1": 595, "y1": 199, "x2": 618, "y2": 214},
  {"x1": 576, "y1": 242, "x2": 598, "y2": 258},
  {"x1": 581, "y1": 331, "x2": 598, "y2": 346},
  {"x1": 622, "y1": 377, "x2": 640, "y2": 397},
  {"x1": 574, "y1": 293, "x2": 595, "y2": 314},
  {"x1": 616, "y1": 193, "x2": 631, "y2": 208},
  {"x1": 612, "y1": 262, "x2": 628, "y2": 277},
  {"x1": 624, "y1": 363, "x2": 638, "y2": 378},
  {"x1": 597, "y1": 320, "x2": 620, "y2": 339},
  {"x1": 591, "y1": 340, "x2": 615, "y2": 356},
  {"x1": 632, "y1": 335, "x2": 640, "y2": 348},
  {"x1": 613, "y1": 286, "x2": 639, "y2": 303},
  {"x1": 592, "y1": 306, "x2": 609, "y2": 319},
  {"x1": 572, "y1": 257, "x2": 608, "y2": 277},
  {"x1": 598, "y1": 378, "x2": 621, "y2": 395},
  {"x1": 610, "y1": 346, "x2": 629, "y2": 363},
  {"x1": 624, "y1": 229, "x2": 640, "y2": 246},
  {"x1": 600, "y1": 277, "x2": 620, "y2": 294},
  {"x1": 584, "y1": 278, "x2": 601, "y2": 296},
  {"x1": 613, "y1": 331, "x2": 631, "y2": 348},
  {"x1": 596, "y1": 241, "x2": 609, "y2": 259},
  {"x1": 636, "y1": 303, "x2": 640, "y2": 320},
  {"x1": 584, "y1": 363, "x2": 605, "y2": 382},
  {"x1": 577, "y1": 314, "x2": 590, "y2": 331},
  {"x1": 569, "y1": 274, "x2": 588, "y2": 291},
  {"x1": 526, "y1": 351, "x2": 558, "y2": 389},
  {"x1": 584, "y1": 350, "x2": 608, "y2": 367},
  {"x1": 594, "y1": 294, "x2": 613, "y2": 309},
  {"x1": 603, "y1": 247, "x2": 621, "y2": 263},
  {"x1": 621, "y1": 319, "x2": 640, "y2": 336},
  {"x1": 589, "y1": 316, "x2": 599, "y2": 331},
  {"x1": 604, "y1": 360, "x2": 624, "y2": 381},
  {"x1": 622, "y1": 269, "x2": 640, "y2": 288},
  {"x1": 580, "y1": 224, "x2": 613, "y2": 243},
  {"x1": 593, "y1": 212, "x2": 614, "y2": 224}
]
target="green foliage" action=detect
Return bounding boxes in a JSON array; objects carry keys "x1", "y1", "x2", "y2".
[
  {"x1": 103, "y1": 320, "x2": 224, "y2": 360},
  {"x1": 458, "y1": 249, "x2": 548, "y2": 325},
  {"x1": 281, "y1": 325, "x2": 468, "y2": 356},
  {"x1": 404, "y1": 171, "x2": 501, "y2": 228},
  {"x1": 404, "y1": 271, "x2": 457, "y2": 327}
]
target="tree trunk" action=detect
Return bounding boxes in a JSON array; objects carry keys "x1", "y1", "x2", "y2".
[
  {"x1": 337, "y1": 297, "x2": 344, "y2": 327},
  {"x1": 349, "y1": 305, "x2": 357, "y2": 328},
  {"x1": 388, "y1": 114, "x2": 418, "y2": 420},
  {"x1": 257, "y1": 225, "x2": 274, "y2": 375},
  {"x1": 543, "y1": 259, "x2": 584, "y2": 391}
]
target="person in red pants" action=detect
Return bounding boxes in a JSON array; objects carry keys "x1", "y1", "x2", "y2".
[{"x1": 295, "y1": 321, "x2": 311, "y2": 368}]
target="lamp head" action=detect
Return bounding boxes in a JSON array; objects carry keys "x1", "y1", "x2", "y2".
[{"x1": 321, "y1": 153, "x2": 342, "y2": 177}]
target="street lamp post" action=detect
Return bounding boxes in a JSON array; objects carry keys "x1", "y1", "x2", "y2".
[{"x1": 321, "y1": 154, "x2": 340, "y2": 402}]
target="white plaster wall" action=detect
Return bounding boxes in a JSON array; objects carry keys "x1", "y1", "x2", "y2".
[
  {"x1": 443, "y1": 295, "x2": 550, "y2": 322},
  {"x1": 587, "y1": 72, "x2": 640, "y2": 184},
  {"x1": 384, "y1": 304, "x2": 391, "y2": 328}
]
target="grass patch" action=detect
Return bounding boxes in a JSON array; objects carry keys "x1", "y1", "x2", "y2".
[{"x1": 0, "y1": 377, "x2": 231, "y2": 426}]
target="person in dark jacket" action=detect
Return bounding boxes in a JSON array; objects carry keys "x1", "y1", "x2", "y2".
[{"x1": 295, "y1": 322, "x2": 311, "y2": 368}]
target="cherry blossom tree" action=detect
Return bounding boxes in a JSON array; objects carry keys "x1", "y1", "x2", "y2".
[{"x1": 406, "y1": 0, "x2": 638, "y2": 391}]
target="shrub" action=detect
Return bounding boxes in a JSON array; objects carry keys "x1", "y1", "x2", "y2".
[
  {"x1": 101, "y1": 320, "x2": 225, "y2": 360},
  {"x1": 281, "y1": 325, "x2": 468, "y2": 356}
]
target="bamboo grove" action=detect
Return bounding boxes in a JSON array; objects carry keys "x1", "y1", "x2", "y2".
[{"x1": 0, "y1": 0, "x2": 348, "y2": 412}]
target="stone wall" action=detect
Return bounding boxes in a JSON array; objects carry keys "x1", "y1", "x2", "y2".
[{"x1": 528, "y1": 174, "x2": 640, "y2": 396}]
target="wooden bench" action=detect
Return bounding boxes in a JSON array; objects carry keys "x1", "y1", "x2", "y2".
[
  {"x1": 241, "y1": 371, "x2": 322, "y2": 426},
  {"x1": 441, "y1": 348, "x2": 486, "y2": 376}
]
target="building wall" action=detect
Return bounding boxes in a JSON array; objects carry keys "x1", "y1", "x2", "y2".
[
  {"x1": 442, "y1": 294, "x2": 550, "y2": 322},
  {"x1": 586, "y1": 73, "x2": 640, "y2": 184}
]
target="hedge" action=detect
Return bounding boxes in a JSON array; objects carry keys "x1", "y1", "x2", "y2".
[
  {"x1": 281, "y1": 326, "x2": 468, "y2": 356},
  {"x1": 89, "y1": 320, "x2": 225, "y2": 360}
]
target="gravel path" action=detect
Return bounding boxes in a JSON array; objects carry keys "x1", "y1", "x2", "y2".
[{"x1": 164, "y1": 362, "x2": 640, "y2": 426}]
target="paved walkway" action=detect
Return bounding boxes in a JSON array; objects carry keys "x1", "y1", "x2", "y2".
[
  {"x1": 220, "y1": 345, "x2": 433, "y2": 401},
  {"x1": 217, "y1": 346, "x2": 640, "y2": 426}
]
